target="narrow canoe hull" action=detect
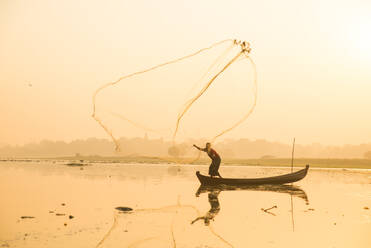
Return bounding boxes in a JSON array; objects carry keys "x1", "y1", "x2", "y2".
[{"x1": 196, "y1": 165, "x2": 309, "y2": 186}]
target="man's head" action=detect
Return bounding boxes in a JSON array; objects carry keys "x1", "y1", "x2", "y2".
[{"x1": 206, "y1": 142, "x2": 211, "y2": 150}]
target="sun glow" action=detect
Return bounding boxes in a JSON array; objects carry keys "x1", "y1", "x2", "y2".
[{"x1": 346, "y1": 14, "x2": 371, "y2": 62}]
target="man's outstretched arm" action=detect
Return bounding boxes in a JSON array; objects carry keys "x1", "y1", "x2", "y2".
[{"x1": 193, "y1": 144, "x2": 205, "y2": 151}]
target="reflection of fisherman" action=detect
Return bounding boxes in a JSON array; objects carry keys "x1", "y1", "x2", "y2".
[
  {"x1": 193, "y1": 143, "x2": 222, "y2": 178},
  {"x1": 191, "y1": 190, "x2": 221, "y2": 226}
]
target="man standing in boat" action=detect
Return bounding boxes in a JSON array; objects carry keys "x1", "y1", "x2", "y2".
[{"x1": 193, "y1": 142, "x2": 222, "y2": 178}]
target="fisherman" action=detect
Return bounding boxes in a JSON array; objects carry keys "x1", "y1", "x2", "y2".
[{"x1": 193, "y1": 142, "x2": 222, "y2": 178}]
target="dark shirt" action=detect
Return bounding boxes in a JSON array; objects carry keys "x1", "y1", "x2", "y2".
[{"x1": 202, "y1": 148, "x2": 220, "y2": 161}]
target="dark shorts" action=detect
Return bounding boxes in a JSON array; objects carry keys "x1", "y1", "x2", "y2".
[{"x1": 208, "y1": 157, "x2": 221, "y2": 176}]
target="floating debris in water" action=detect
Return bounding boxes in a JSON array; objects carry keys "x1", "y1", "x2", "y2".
[
  {"x1": 261, "y1": 205, "x2": 277, "y2": 216},
  {"x1": 69, "y1": 215, "x2": 74, "y2": 219},
  {"x1": 115, "y1": 207, "x2": 133, "y2": 212},
  {"x1": 364, "y1": 206, "x2": 369, "y2": 210},
  {"x1": 56, "y1": 213, "x2": 66, "y2": 216},
  {"x1": 21, "y1": 216, "x2": 35, "y2": 219},
  {"x1": 61, "y1": 203, "x2": 65, "y2": 206},
  {"x1": 66, "y1": 162, "x2": 89, "y2": 166}
]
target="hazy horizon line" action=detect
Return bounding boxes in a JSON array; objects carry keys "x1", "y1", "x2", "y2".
[{"x1": 1, "y1": 136, "x2": 370, "y2": 148}]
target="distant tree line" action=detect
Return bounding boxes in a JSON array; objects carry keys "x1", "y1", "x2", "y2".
[{"x1": 0, "y1": 137, "x2": 371, "y2": 159}]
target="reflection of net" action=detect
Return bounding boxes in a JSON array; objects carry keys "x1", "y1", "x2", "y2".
[
  {"x1": 96, "y1": 203, "x2": 234, "y2": 248},
  {"x1": 92, "y1": 39, "x2": 257, "y2": 161}
]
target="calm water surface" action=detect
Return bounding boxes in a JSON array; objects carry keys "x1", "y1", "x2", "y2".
[{"x1": 0, "y1": 161, "x2": 370, "y2": 247}]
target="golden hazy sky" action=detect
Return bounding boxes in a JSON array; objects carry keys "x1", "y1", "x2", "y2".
[{"x1": 1, "y1": 0, "x2": 370, "y2": 146}]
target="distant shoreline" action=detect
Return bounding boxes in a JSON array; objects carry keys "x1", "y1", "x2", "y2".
[{"x1": 1, "y1": 156, "x2": 371, "y2": 169}]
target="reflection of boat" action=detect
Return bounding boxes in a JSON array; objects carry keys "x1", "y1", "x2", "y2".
[
  {"x1": 196, "y1": 165, "x2": 309, "y2": 186},
  {"x1": 196, "y1": 183, "x2": 309, "y2": 204},
  {"x1": 192, "y1": 184, "x2": 309, "y2": 245}
]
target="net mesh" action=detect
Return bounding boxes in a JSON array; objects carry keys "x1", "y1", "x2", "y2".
[{"x1": 92, "y1": 39, "x2": 257, "y2": 161}]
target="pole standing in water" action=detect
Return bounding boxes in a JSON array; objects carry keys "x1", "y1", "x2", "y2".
[{"x1": 193, "y1": 143, "x2": 222, "y2": 178}]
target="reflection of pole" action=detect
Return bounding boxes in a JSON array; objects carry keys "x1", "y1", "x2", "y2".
[{"x1": 290, "y1": 194, "x2": 295, "y2": 232}]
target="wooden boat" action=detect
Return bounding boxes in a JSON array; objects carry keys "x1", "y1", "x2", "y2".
[{"x1": 196, "y1": 165, "x2": 309, "y2": 186}]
